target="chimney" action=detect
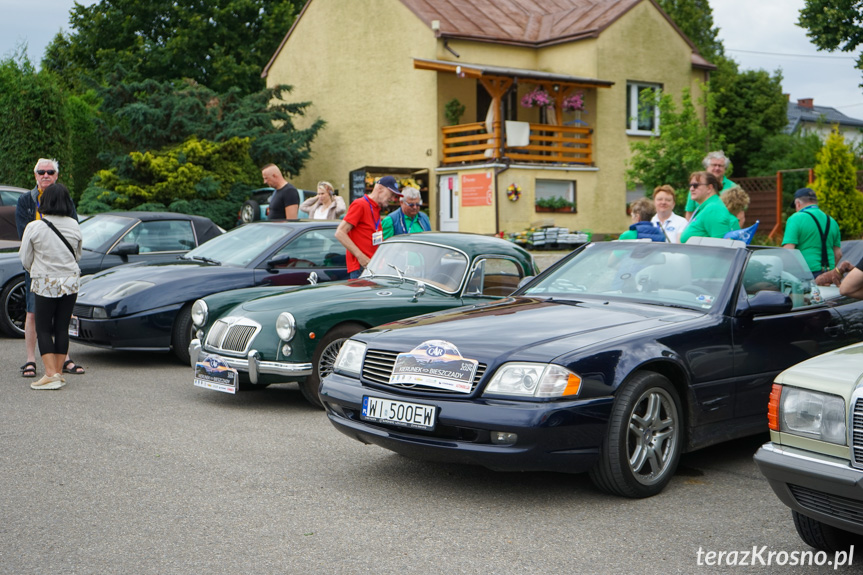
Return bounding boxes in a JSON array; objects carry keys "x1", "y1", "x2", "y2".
[{"x1": 797, "y1": 98, "x2": 814, "y2": 109}]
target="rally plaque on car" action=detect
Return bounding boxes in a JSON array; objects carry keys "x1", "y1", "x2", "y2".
[
  {"x1": 388, "y1": 339, "x2": 478, "y2": 393},
  {"x1": 194, "y1": 355, "x2": 239, "y2": 394}
]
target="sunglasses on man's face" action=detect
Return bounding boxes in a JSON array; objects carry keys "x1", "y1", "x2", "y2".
[
  {"x1": 405, "y1": 203, "x2": 421, "y2": 208},
  {"x1": 36, "y1": 170, "x2": 56, "y2": 176}
]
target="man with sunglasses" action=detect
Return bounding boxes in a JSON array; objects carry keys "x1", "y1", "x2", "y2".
[
  {"x1": 16, "y1": 158, "x2": 82, "y2": 379},
  {"x1": 382, "y1": 187, "x2": 430, "y2": 240}
]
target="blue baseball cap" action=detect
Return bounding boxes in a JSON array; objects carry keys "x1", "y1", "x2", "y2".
[{"x1": 378, "y1": 176, "x2": 402, "y2": 196}]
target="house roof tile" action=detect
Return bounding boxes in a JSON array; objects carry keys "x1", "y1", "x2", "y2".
[{"x1": 784, "y1": 101, "x2": 863, "y2": 134}]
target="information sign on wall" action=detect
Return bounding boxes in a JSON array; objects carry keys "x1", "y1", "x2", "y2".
[{"x1": 460, "y1": 172, "x2": 493, "y2": 207}]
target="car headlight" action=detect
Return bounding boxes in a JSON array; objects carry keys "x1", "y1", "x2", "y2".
[
  {"x1": 275, "y1": 312, "x2": 296, "y2": 341},
  {"x1": 483, "y1": 363, "x2": 582, "y2": 398},
  {"x1": 333, "y1": 340, "x2": 366, "y2": 377},
  {"x1": 102, "y1": 280, "x2": 155, "y2": 300},
  {"x1": 191, "y1": 300, "x2": 208, "y2": 327},
  {"x1": 778, "y1": 386, "x2": 846, "y2": 445},
  {"x1": 92, "y1": 307, "x2": 108, "y2": 319}
]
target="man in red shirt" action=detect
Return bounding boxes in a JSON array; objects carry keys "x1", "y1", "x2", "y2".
[{"x1": 335, "y1": 176, "x2": 401, "y2": 278}]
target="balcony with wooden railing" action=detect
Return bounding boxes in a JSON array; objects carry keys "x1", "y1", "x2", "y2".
[{"x1": 441, "y1": 121, "x2": 593, "y2": 166}]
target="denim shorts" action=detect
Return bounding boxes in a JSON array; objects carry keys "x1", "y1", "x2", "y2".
[{"x1": 24, "y1": 271, "x2": 35, "y2": 313}]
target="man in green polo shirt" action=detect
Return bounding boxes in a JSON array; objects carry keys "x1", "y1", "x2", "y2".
[
  {"x1": 782, "y1": 187, "x2": 841, "y2": 274},
  {"x1": 382, "y1": 187, "x2": 431, "y2": 239},
  {"x1": 680, "y1": 171, "x2": 739, "y2": 243},
  {"x1": 684, "y1": 150, "x2": 736, "y2": 219}
]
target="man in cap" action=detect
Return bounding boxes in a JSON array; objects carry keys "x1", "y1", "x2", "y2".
[
  {"x1": 335, "y1": 176, "x2": 402, "y2": 278},
  {"x1": 782, "y1": 187, "x2": 841, "y2": 276}
]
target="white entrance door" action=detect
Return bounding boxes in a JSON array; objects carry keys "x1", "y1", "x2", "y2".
[{"x1": 438, "y1": 175, "x2": 459, "y2": 231}]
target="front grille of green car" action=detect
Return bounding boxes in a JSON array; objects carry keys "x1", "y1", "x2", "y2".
[
  {"x1": 362, "y1": 348, "x2": 486, "y2": 395},
  {"x1": 205, "y1": 318, "x2": 260, "y2": 354}
]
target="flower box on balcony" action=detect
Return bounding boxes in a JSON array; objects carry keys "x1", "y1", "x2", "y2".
[{"x1": 535, "y1": 196, "x2": 575, "y2": 213}]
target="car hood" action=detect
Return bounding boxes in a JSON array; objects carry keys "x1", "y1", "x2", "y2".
[
  {"x1": 775, "y1": 342, "x2": 863, "y2": 401},
  {"x1": 237, "y1": 277, "x2": 440, "y2": 314},
  {"x1": 357, "y1": 296, "x2": 702, "y2": 364},
  {"x1": 77, "y1": 261, "x2": 247, "y2": 304}
]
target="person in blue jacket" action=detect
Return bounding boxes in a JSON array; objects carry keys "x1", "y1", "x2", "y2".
[
  {"x1": 382, "y1": 187, "x2": 431, "y2": 239},
  {"x1": 619, "y1": 197, "x2": 665, "y2": 242}
]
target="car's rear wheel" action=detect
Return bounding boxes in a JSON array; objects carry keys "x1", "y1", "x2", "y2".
[
  {"x1": 300, "y1": 323, "x2": 365, "y2": 409},
  {"x1": 1, "y1": 277, "x2": 26, "y2": 338},
  {"x1": 589, "y1": 371, "x2": 682, "y2": 498},
  {"x1": 240, "y1": 200, "x2": 260, "y2": 224},
  {"x1": 172, "y1": 303, "x2": 194, "y2": 365},
  {"x1": 792, "y1": 511, "x2": 861, "y2": 552}
]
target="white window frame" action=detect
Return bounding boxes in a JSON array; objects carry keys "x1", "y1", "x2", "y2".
[{"x1": 626, "y1": 82, "x2": 661, "y2": 136}]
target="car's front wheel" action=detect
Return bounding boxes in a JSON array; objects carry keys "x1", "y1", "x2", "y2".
[
  {"x1": 172, "y1": 303, "x2": 195, "y2": 365},
  {"x1": 0, "y1": 276, "x2": 26, "y2": 338},
  {"x1": 589, "y1": 371, "x2": 682, "y2": 498},
  {"x1": 240, "y1": 200, "x2": 260, "y2": 224},
  {"x1": 793, "y1": 511, "x2": 861, "y2": 552},
  {"x1": 301, "y1": 323, "x2": 365, "y2": 409}
]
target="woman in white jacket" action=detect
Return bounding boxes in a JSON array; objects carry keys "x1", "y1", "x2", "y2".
[
  {"x1": 300, "y1": 181, "x2": 346, "y2": 219},
  {"x1": 19, "y1": 183, "x2": 82, "y2": 390}
]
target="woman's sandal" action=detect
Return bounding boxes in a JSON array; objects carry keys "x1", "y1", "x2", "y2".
[
  {"x1": 20, "y1": 361, "x2": 37, "y2": 378},
  {"x1": 62, "y1": 360, "x2": 85, "y2": 375}
]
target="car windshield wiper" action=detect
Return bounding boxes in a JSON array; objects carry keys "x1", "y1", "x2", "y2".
[
  {"x1": 185, "y1": 255, "x2": 221, "y2": 265},
  {"x1": 387, "y1": 263, "x2": 405, "y2": 281}
]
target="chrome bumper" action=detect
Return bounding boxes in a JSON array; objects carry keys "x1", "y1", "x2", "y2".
[{"x1": 189, "y1": 338, "x2": 313, "y2": 384}]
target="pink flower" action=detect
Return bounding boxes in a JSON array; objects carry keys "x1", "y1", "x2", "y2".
[{"x1": 563, "y1": 92, "x2": 585, "y2": 112}]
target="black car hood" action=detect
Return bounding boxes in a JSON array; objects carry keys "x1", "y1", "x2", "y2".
[{"x1": 359, "y1": 296, "x2": 702, "y2": 364}]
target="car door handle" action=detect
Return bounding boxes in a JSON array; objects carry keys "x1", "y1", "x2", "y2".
[{"x1": 825, "y1": 325, "x2": 845, "y2": 337}]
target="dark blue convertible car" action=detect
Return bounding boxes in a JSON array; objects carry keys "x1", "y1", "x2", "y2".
[{"x1": 321, "y1": 239, "x2": 863, "y2": 498}]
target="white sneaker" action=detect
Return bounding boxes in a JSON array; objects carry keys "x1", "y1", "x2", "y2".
[{"x1": 31, "y1": 374, "x2": 63, "y2": 390}]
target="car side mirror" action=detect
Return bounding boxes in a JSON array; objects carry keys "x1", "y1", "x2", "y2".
[
  {"x1": 736, "y1": 290, "x2": 793, "y2": 317},
  {"x1": 266, "y1": 253, "x2": 293, "y2": 270},
  {"x1": 111, "y1": 242, "x2": 140, "y2": 256}
]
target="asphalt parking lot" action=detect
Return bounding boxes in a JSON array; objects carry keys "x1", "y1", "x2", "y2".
[{"x1": 1, "y1": 339, "x2": 859, "y2": 575}]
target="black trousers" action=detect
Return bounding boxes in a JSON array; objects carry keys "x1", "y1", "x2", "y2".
[{"x1": 34, "y1": 293, "x2": 77, "y2": 356}]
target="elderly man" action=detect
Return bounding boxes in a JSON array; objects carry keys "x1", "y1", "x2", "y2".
[
  {"x1": 685, "y1": 151, "x2": 736, "y2": 219},
  {"x1": 335, "y1": 176, "x2": 402, "y2": 279},
  {"x1": 783, "y1": 187, "x2": 841, "y2": 275},
  {"x1": 16, "y1": 158, "x2": 82, "y2": 378},
  {"x1": 261, "y1": 164, "x2": 299, "y2": 220},
  {"x1": 381, "y1": 187, "x2": 430, "y2": 239}
]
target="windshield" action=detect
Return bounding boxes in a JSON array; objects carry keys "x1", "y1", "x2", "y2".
[
  {"x1": 523, "y1": 242, "x2": 737, "y2": 310},
  {"x1": 80, "y1": 215, "x2": 135, "y2": 251},
  {"x1": 364, "y1": 241, "x2": 469, "y2": 292},
  {"x1": 184, "y1": 223, "x2": 295, "y2": 267}
]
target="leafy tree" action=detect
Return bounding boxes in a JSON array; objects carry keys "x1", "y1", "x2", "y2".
[
  {"x1": 80, "y1": 137, "x2": 260, "y2": 229},
  {"x1": 655, "y1": 0, "x2": 724, "y2": 62},
  {"x1": 626, "y1": 88, "x2": 719, "y2": 207},
  {"x1": 799, "y1": 0, "x2": 863, "y2": 87},
  {"x1": 709, "y1": 61, "x2": 788, "y2": 177},
  {"x1": 812, "y1": 127, "x2": 863, "y2": 239},
  {"x1": 45, "y1": 0, "x2": 301, "y2": 95},
  {"x1": 0, "y1": 51, "x2": 72, "y2": 189},
  {"x1": 96, "y1": 77, "x2": 324, "y2": 177},
  {"x1": 64, "y1": 91, "x2": 105, "y2": 200}
]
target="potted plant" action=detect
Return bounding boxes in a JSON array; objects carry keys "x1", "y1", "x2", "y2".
[{"x1": 535, "y1": 196, "x2": 575, "y2": 213}]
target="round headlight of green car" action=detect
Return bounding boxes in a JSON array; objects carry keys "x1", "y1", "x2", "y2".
[
  {"x1": 276, "y1": 312, "x2": 296, "y2": 342},
  {"x1": 191, "y1": 300, "x2": 208, "y2": 327}
]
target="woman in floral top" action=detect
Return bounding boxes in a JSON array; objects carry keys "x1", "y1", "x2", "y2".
[{"x1": 19, "y1": 184, "x2": 82, "y2": 390}]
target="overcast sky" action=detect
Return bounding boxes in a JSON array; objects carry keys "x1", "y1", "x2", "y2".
[{"x1": 2, "y1": 0, "x2": 862, "y2": 119}]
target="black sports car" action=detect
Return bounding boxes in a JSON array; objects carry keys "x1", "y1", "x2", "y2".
[
  {"x1": 71, "y1": 221, "x2": 348, "y2": 364},
  {"x1": 0, "y1": 211, "x2": 221, "y2": 337},
  {"x1": 321, "y1": 239, "x2": 863, "y2": 498}
]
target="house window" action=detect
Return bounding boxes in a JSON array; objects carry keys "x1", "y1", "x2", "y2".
[
  {"x1": 536, "y1": 179, "x2": 576, "y2": 212},
  {"x1": 626, "y1": 82, "x2": 661, "y2": 135}
]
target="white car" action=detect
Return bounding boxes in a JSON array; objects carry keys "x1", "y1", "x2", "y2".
[{"x1": 754, "y1": 343, "x2": 863, "y2": 552}]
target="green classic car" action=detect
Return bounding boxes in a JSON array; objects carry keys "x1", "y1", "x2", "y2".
[
  {"x1": 754, "y1": 342, "x2": 863, "y2": 552},
  {"x1": 188, "y1": 232, "x2": 538, "y2": 407}
]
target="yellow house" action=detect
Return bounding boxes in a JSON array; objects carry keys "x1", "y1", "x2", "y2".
[{"x1": 263, "y1": 0, "x2": 713, "y2": 235}]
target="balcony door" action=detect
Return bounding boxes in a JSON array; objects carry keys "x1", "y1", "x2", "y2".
[{"x1": 438, "y1": 175, "x2": 459, "y2": 231}]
